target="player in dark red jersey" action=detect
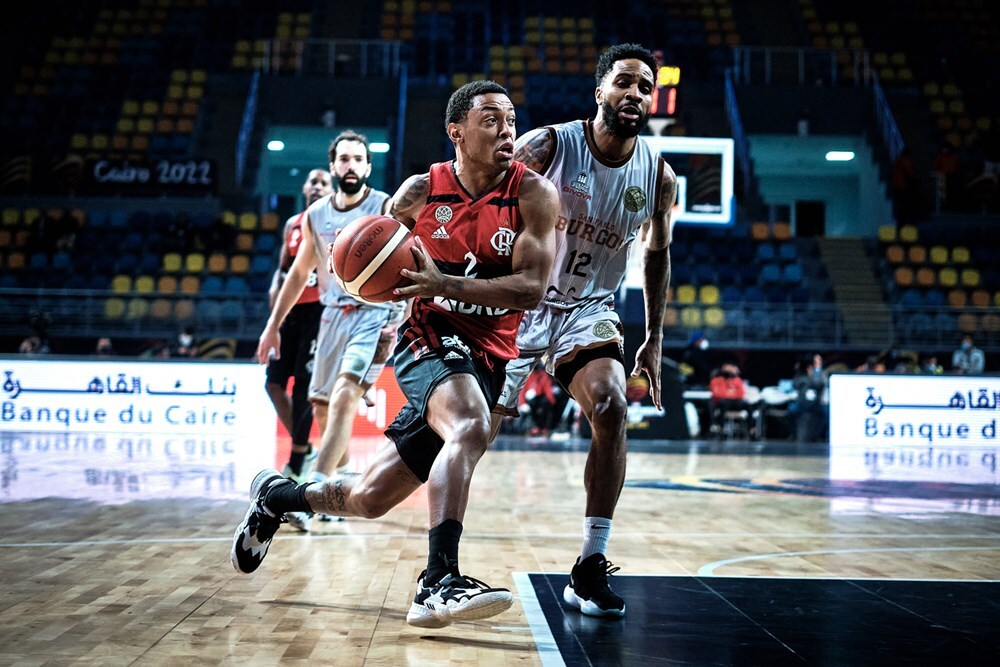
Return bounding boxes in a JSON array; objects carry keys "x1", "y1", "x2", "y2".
[
  {"x1": 231, "y1": 81, "x2": 560, "y2": 628},
  {"x1": 264, "y1": 168, "x2": 331, "y2": 482}
]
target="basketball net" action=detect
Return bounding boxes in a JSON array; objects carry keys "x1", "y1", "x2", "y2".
[{"x1": 647, "y1": 118, "x2": 678, "y2": 136}]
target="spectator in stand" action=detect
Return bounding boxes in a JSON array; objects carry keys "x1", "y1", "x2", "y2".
[
  {"x1": 932, "y1": 143, "x2": 961, "y2": 211},
  {"x1": 94, "y1": 337, "x2": 114, "y2": 358},
  {"x1": 951, "y1": 335, "x2": 985, "y2": 375},
  {"x1": 173, "y1": 327, "x2": 198, "y2": 358},
  {"x1": 920, "y1": 355, "x2": 943, "y2": 375}
]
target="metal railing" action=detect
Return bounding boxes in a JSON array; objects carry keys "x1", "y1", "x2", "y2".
[
  {"x1": 261, "y1": 39, "x2": 402, "y2": 78},
  {"x1": 4, "y1": 289, "x2": 993, "y2": 352},
  {"x1": 731, "y1": 46, "x2": 872, "y2": 87}
]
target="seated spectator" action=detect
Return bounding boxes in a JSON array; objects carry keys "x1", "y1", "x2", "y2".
[
  {"x1": 709, "y1": 363, "x2": 749, "y2": 434},
  {"x1": 951, "y1": 335, "x2": 985, "y2": 375},
  {"x1": 519, "y1": 362, "x2": 556, "y2": 436},
  {"x1": 791, "y1": 354, "x2": 828, "y2": 442}
]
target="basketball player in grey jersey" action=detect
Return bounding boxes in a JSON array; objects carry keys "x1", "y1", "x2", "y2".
[
  {"x1": 258, "y1": 131, "x2": 401, "y2": 532},
  {"x1": 493, "y1": 44, "x2": 677, "y2": 617}
]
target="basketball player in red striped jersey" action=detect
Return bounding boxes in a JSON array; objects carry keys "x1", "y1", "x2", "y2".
[
  {"x1": 265, "y1": 168, "x2": 331, "y2": 482},
  {"x1": 232, "y1": 81, "x2": 560, "y2": 628}
]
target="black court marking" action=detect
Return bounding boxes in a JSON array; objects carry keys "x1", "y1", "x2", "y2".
[{"x1": 522, "y1": 574, "x2": 1000, "y2": 666}]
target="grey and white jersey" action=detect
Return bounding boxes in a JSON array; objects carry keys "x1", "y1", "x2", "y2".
[
  {"x1": 517, "y1": 120, "x2": 662, "y2": 309},
  {"x1": 306, "y1": 187, "x2": 392, "y2": 308}
]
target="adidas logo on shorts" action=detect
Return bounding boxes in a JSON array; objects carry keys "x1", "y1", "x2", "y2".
[
  {"x1": 444, "y1": 351, "x2": 463, "y2": 361},
  {"x1": 431, "y1": 226, "x2": 449, "y2": 239}
]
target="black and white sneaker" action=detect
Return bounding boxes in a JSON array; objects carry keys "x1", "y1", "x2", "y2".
[
  {"x1": 230, "y1": 469, "x2": 291, "y2": 574},
  {"x1": 563, "y1": 553, "x2": 626, "y2": 617},
  {"x1": 406, "y1": 570, "x2": 514, "y2": 628}
]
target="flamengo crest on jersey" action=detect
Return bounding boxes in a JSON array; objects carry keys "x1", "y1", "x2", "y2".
[
  {"x1": 306, "y1": 188, "x2": 392, "y2": 308},
  {"x1": 517, "y1": 120, "x2": 660, "y2": 308}
]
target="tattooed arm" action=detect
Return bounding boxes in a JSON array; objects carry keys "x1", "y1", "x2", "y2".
[
  {"x1": 631, "y1": 158, "x2": 677, "y2": 409},
  {"x1": 386, "y1": 172, "x2": 430, "y2": 229},
  {"x1": 513, "y1": 127, "x2": 556, "y2": 174}
]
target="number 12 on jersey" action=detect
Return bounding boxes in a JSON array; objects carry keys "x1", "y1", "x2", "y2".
[{"x1": 564, "y1": 250, "x2": 591, "y2": 277}]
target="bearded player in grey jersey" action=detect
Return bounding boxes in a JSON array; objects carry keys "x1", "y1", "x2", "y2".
[{"x1": 492, "y1": 43, "x2": 676, "y2": 618}]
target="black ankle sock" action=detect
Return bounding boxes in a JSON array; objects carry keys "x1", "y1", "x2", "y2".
[
  {"x1": 287, "y1": 444, "x2": 312, "y2": 475},
  {"x1": 264, "y1": 481, "x2": 312, "y2": 514},
  {"x1": 426, "y1": 519, "x2": 463, "y2": 584}
]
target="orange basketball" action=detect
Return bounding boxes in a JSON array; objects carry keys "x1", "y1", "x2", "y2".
[{"x1": 331, "y1": 214, "x2": 416, "y2": 303}]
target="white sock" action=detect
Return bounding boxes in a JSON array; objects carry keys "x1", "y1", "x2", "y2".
[{"x1": 581, "y1": 516, "x2": 612, "y2": 560}]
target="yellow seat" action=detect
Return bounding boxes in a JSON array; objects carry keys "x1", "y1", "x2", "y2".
[
  {"x1": 703, "y1": 306, "x2": 726, "y2": 329},
  {"x1": 111, "y1": 274, "x2": 132, "y2": 293},
  {"x1": 699, "y1": 285, "x2": 720, "y2": 304},
  {"x1": 104, "y1": 297, "x2": 126, "y2": 319},
  {"x1": 960, "y1": 268, "x2": 981, "y2": 287},
  {"x1": 680, "y1": 307, "x2": 703, "y2": 328},
  {"x1": 184, "y1": 253, "x2": 205, "y2": 273},
  {"x1": 125, "y1": 297, "x2": 148, "y2": 320},
  {"x1": 162, "y1": 252, "x2": 182, "y2": 273},
  {"x1": 238, "y1": 212, "x2": 258, "y2": 231},
  {"x1": 676, "y1": 284, "x2": 697, "y2": 304},
  {"x1": 898, "y1": 225, "x2": 918, "y2": 243},
  {"x1": 928, "y1": 246, "x2": 949, "y2": 264},
  {"x1": 950, "y1": 246, "x2": 970, "y2": 264},
  {"x1": 938, "y1": 267, "x2": 958, "y2": 287},
  {"x1": 134, "y1": 275, "x2": 155, "y2": 294},
  {"x1": 877, "y1": 224, "x2": 897, "y2": 243}
]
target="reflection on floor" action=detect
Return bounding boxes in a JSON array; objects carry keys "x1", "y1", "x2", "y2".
[{"x1": 519, "y1": 573, "x2": 1000, "y2": 666}]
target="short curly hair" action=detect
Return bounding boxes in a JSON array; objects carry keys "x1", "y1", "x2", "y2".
[
  {"x1": 328, "y1": 130, "x2": 370, "y2": 163},
  {"x1": 595, "y1": 43, "x2": 657, "y2": 85},
  {"x1": 445, "y1": 80, "x2": 510, "y2": 128}
]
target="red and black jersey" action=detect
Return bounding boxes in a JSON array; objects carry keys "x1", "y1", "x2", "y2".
[
  {"x1": 286, "y1": 210, "x2": 320, "y2": 305},
  {"x1": 409, "y1": 160, "x2": 527, "y2": 360}
]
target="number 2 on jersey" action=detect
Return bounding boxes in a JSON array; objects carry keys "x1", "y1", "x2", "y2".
[{"x1": 564, "y1": 250, "x2": 591, "y2": 277}]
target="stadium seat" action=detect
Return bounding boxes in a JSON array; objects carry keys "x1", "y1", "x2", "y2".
[
  {"x1": 111, "y1": 274, "x2": 132, "y2": 293},
  {"x1": 924, "y1": 289, "x2": 946, "y2": 307},
  {"x1": 207, "y1": 253, "x2": 227, "y2": 273},
  {"x1": 134, "y1": 275, "x2": 155, "y2": 294},
  {"x1": 174, "y1": 299, "x2": 195, "y2": 320},
  {"x1": 957, "y1": 313, "x2": 978, "y2": 334},
  {"x1": 970, "y1": 289, "x2": 990, "y2": 308},
  {"x1": 877, "y1": 224, "x2": 897, "y2": 243},
  {"x1": 899, "y1": 225, "x2": 918, "y2": 243},
  {"x1": 938, "y1": 267, "x2": 958, "y2": 288},
  {"x1": 947, "y1": 289, "x2": 968, "y2": 308},
  {"x1": 703, "y1": 306, "x2": 726, "y2": 329},
  {"x1": 698, "y1": 285, "x2": 720, "y2": 304},
  {"x1": 179, "y1": 275, "x2": 200, "y2": 294},
  {"x1": 894, "y1": 266, "x2": 914, "y2": 287},
  {"x1": 680, "y1": 306, "x2": 703, "y2": 328},
  {"x1": 162, "y1": 252, "x2": 182, "y2": 273},
  {"x1": 104, "y1": 298, "x2": 126, "y2": 319},
  {"x1": 156, "y1": 275, "x2": 178, "y2": 294},
  {"x1": 907, "y1": 245, "x2": 927, "y2": 264},
  {"x1": 951, "y1": 246, "x2": 970, "y2": 264},
  {"x1": 184, "y1": 253, "x2": 205, "y2": 273},
  {"x1": 150, "y1": 298, "x2": 173, "y2": 319},
  {"x1": 675, "y1": 284, "x2": 697, "y2": 304},
  {"x1": 772, "y1": 222, "x2": 790, "y2": 240},
  {"x1": 916, "y1": 267, "x2": 936, "y2": 287},
  {"x1": 960, "y1": 268, "x2": 981, "y2": 287},
  {"x1": 929, "y1": 246, "x2": 949, "y2": 264},
  {"x1": 885, "y1": 245, "x2": 905, "y2": 264}
]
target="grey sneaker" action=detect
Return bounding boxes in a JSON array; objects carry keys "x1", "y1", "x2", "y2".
[{"x1": 286, "y1": 511, "x2": 313, "y2": 533}]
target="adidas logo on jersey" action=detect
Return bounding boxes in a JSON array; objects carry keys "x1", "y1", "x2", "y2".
[
  {"x1": 444, "y1": 351, "x2": 463, "y2": 361},
  {"x1": 431, "y1": 226, "x2": 450, "y2": 239}
]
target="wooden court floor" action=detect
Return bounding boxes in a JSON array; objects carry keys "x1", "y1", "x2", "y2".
[{"x1": 1, "y1": 431, "x2": 998, "y2": 665}]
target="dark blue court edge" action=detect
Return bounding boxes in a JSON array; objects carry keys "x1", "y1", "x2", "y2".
[{"x1": 527, "y1": 574, "x2": 1000, "y2": 666}]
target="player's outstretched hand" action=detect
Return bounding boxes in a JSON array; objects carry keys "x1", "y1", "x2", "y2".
[
  {"x1": 257, "y1": 327, "x2": 280, "y2": 365},
  {"x1": 393, "y1": 236, "x2": 446, "y2": 300},
  {"x1": 631, "y1": 339, "x2": 662, "y2": 410}
]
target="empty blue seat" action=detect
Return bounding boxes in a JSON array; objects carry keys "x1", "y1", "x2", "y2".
[
  {"x1": 899, "y1": 289, "x2": 922, "y2": 307},
  {"x1": 224, "y1": 276, "x2": 248, "y2": 295},
  {"x1": 201, "y1": 275, "x2": 224, "y2": 294},
  {"x1": 782, "y1": 263, "x2": 803, "y2": 284},
  {"x1": 759, "y1": 262, "x2": 782, "y2": 285},
  {"x1": 756, "y1": 242, "x2": 776, "y2": 262},
  {"x1": 924, "y1": 289, "x2": 946, "y2": 307},
  {"x1": 720, "y1": 286, "x2": 742, "y2": 303}
]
